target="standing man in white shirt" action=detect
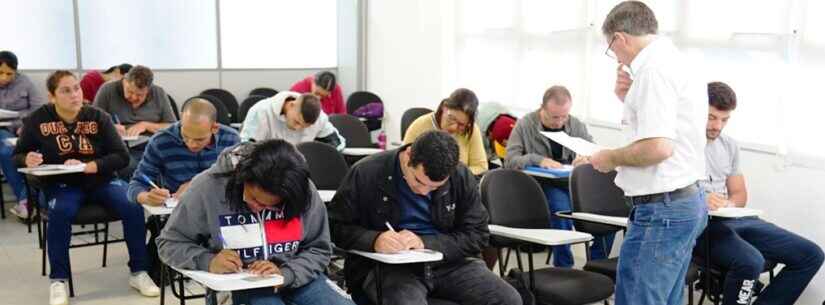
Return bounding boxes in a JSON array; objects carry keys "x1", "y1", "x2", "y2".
[{"x1": 590, "y1": 2, "x2": 708, "y2": 304}]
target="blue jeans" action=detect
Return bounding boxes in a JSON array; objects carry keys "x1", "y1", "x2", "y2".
[
  {"x1": 44, "y1": 179, "x2": 149, "y2": 280},
  {"x1": 615, "y1": 190, "x2": 707, "y2": 305},
  {"x1": 694, "y1": 218, "x2": 824, "y2": 305},
  {"x1": 544, "y1": 185, "x2": 616, "y2": 267},
  {"x1": 0, "y1": 129, "x2": 28, "y2": 201},
  {"x1": 231, "y1": 276, "x2": 354, "y2": 305}
]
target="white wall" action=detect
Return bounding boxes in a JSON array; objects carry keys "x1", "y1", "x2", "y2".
[{"x1": 365, "y1": 0, "x2": 455, "y2": 143}]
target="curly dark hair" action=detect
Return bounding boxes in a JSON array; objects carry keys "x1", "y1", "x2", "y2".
[
  {"x1": 408, "y1": 130, "x2": 460, "y2": 182},
  {"x1": 708, "y1": 81, "x2": 737, "y2": 111},
  {"x1": 215, "y1": 140, "x2": 312, "y2": 220}
]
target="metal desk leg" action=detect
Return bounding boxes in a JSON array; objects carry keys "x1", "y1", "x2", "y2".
[
  {"x1": 705, "y1": 216, "x2": 716, "y2": 305},
  {"x1": 375, "y1": 263, "x2": 383, "y2": 305}
]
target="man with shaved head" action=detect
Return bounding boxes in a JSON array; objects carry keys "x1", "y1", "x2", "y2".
[{"x1": 128, "y1": 96, "x2": 240, "y2": 282}]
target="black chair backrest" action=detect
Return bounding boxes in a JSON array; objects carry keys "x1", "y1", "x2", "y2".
[
  {"x1": 249, "y1": 87, "x2": 279, "y2": 98},
  {"x1": 569, "y1": 164, "x2": 629, "y2": 236},
  {"x1": 167, "y1": 94, "x2": 180, "y2": 120},
  {"x1": 238, "y1": 95, "x2": 268, "y2": 123},
  {"x1": 329, "y1": 114, "x2": 373, "y2": 148},
  {"x1": 400, "y1": 107, "x2": 433, "y2": 139},
  {"x1": 192, "y1": 94, "x2": 232, "y2": 126},
  {"x1": 201, "y1": 88, "x2": 240, "y2": 123},
  {"x1": 480, "y1": 168, "x2": 551, "y2": 229},
  {"x1": 296, "y1": 142, "x2": 350, "y2": 190},
  {"x1": 346, "y1": 91, "x2": 383, "y2": 115}
]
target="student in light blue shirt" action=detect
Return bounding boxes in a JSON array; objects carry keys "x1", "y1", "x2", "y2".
[{"x1": 0, "y1": 50, "x2": 46, "y2": 219}]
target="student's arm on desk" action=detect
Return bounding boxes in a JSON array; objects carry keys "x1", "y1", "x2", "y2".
[
  {"x1": 591, "y1": 137, "x2": 673, "y2": 172},
  {"x1": 725, "y1": 174, "x2": 748, "y2": 207},
  {"x1": 156, "y1": 186, "x2": 215, "y2": 272},
  {"x1": 127, "y1": 121, "x2": 171, "y2": 136},
  {"x1": 503, "y1": 122, "x2": 544, "y2": 169},
  {"x1": 128, "y1": 138, "x2": 163, "y2": 204},
  {"x1": 327, "y1": 166, "x2": 382, "y2": 252},
  {"x1": 277, "y1": 193, "x2": 333, "y2": 289},
  {"x1": 419, "y1": 167, "x2": 489, "y2": 263}
]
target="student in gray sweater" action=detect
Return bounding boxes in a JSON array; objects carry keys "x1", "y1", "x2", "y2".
[
  {"x1": 504, "y1": 85, "x2": 615, "y2": 268},
  {"x1": 157, "y1": 140, "x2": 353, "y2": 305},
  {"x1": 0, "y1": 50, "x2": 47, "y2": 219}
]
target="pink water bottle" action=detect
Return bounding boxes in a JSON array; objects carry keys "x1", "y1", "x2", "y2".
[{"x1": 378, "y1": 131, "x2": 386, "y2": 150}]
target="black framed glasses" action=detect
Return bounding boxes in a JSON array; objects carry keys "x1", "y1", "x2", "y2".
[{"x1": 605, "y1": 35, "x2": 617, "y2": 60}]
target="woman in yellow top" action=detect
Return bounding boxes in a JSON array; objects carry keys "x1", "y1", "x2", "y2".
[{"x1": 403, "y1": 88, "x2": 488, "y2": 175}]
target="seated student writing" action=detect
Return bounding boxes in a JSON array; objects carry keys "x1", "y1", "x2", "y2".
[
  {"x1": 127, "y1": 96, "x2": 240, "y2": 282},
  {"x1": 240, "y1": 91, "x2": 345, "y2": 150},
  {"x1": 329, "y1": 130, "x2": 521, "y2": 305},
  {"x1": 157, "y1": 140, "x2": 354, "y2": 305},
  {"x1": 403, "y1": 88, "x2": 488, "y2": 175},
  {"x1": 0, "y1": 50, "x2": 47, "y2": 219},
  {"x1": 693, "y1": 82, "x2": 823, "y2": 305},
  {"x1": 80, "y1": 63, "x2": 132, "y2": 104},
  {"x1": 504, "y1": 85, "x2": 615, "y2": 267},
  {"x1": 93, "y1": 65, "x2": 177, "y2": 178},
  {"x1": 13, "y1": 70, "x2": 158, "y2": 305}
]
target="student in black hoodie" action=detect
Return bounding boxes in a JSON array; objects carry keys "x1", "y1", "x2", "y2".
[{"x1": 13, "y1": 70, "x2": 159, "y2": 305}]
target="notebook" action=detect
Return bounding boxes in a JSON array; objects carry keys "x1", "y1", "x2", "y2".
[
  {"x1": 349, "y1": 249, "x2": 443, "y2": 264},
  {"x1": 540, "y1": 131, "x2": 605, "y2": 156},
  {"x1": 709, "y1": 207, "x2": 763, "y2": 218},
  {"x1": 524, "y1": 165, "x2": 574, "y2": 178}
]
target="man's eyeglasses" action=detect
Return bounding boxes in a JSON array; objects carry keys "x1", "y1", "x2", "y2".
[{"x1": 605, "y1": 35, "x2": 617, "y2": 60}]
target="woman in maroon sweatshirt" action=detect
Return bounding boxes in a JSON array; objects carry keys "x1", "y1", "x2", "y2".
[{"x1": 13, "y1": 70, "x2": 159, "y2": 305}]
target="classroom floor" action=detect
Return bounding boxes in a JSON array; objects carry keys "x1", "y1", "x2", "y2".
[{"x1": 0, "y1": 185, "x2": 699, "y2": 305}]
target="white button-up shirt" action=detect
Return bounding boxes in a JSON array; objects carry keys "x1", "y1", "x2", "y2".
[{"x1": 615, "y1": 37, "x2": 707, "y2": 196}]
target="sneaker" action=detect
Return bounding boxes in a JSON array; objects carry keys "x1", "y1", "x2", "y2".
[
  {"x1": 129, "y1": 272, "x2": 160, "y2": 297},
  {"x1": 9, "y1": 201, "x2": 28, "y2": 220},
  {"x1": 49, "y1": 281, "x2": 69, "y2": 305}
]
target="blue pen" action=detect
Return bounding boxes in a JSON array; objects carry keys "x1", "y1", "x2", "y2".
[
  {"x1": 141, "y1": 174, "x2": 161, "y2": 190},
  {"x1": 112, "y1": 114, "x2": 120, "y2": 125}
]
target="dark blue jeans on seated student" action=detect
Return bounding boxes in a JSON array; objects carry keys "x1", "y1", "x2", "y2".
[
  {"x1": 0, "y1": 129, "x2": 28, "y2": 201},
  {"x1": 357, "y1": 259, "x2": 522, "y2": 305},
  {"x1": 544, "y1": 185, "x2": 616, "y2": 267},
  {"x1": 693, "y1": 217, "x2": 824, "y2": 305},
  {"x1": 44, "y1": 179, "x2": 149, "y2": 280},
  {"x1": 231, "y1": 276, "x2": 355, "y2": 305},
  {"x1": 615, "y1": 189, "x2": 707, "y2": 305}
]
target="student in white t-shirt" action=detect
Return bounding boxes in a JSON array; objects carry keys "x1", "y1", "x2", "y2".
[
  {"x1": 692, "y1": 82, "x2": 823, "y2": 305},
  {"x1": 589, "y1": 2, "x2": 708, "y2": 304}
]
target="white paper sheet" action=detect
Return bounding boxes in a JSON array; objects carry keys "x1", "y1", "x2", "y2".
[
  {"x1": 174, "y1": 269, "x2": 284, "y2": 292},
  {"x1": 540, "y1": 131, "x2": 605, "y2": 156},
  {"x1": 349, "y1": 249, "x2": 443, "y2": 264},
  {"x1": 709, "y1": 207, "x2": 763, "y2": 218},
  {"x1": 0, "y1": 109, "x2": 20, "y2": 119}
]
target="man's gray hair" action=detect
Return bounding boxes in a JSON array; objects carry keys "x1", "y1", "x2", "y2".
[{"x1": 601, "y1": 1, "x2": 658, "y2": 37}]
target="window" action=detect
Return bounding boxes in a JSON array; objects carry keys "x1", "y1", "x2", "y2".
[
  {"x1": 77, "y1": 0, "x2": 218, "y2": 69},
  {"x1": 2, "y1": 0, "x2": 77, "y2": 69},
  {"x1": 787, "y1": 0, "x2": 825, "y2": 157},
  {"x1": 453, "y1": 0, "x2": 823, "y2": 158},
  {"x1": 454, "y1": 0, "x2": 588, "y2": 116},
  {"x1": 219, "y1": 0, "x2": 338, "y2": 69}
]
